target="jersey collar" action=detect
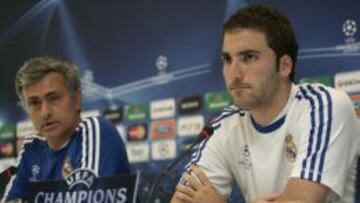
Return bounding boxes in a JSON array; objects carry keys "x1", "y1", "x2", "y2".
[{"x1": 250, "y1": 114, "x2": 286, "y2": 133}]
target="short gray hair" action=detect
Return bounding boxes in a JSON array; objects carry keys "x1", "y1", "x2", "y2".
[{"x1": 15, "y1": 56, "x2": 81, "y2": 107}]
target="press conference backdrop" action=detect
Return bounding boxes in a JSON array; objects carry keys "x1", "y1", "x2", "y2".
[{"x1": 0, "y1": 0, "x2": 359, "y2": 202}]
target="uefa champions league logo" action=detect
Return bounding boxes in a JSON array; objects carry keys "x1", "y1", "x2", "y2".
[
  {"x1": 65, "y1": 168, "x2": 98, "y2": 189},
  {"x1": 343, "y1": 19, "x2": 357, "y2": 44},
  {"x1": 343, "y1": 19, "x2": 357, "y2": 37},
  {"x1": 341, "y1": 19, "x2": 360, "y2": 52},
  {"x1": 154, "y1": 55, "x2": 171, "y2": 84},
  {"x1": 31, "y1": 165, "x2": 40, "y2": 181},
  {"x1": 155, "y1": 55, "x2": 168, "y2": 72}
]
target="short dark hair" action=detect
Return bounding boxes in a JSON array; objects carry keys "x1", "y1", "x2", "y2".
[
  {"x1": 224, "y1": 4, "x2": 298, "y2": 81},
  {"x1": 15, "y1": 56, "x2": 81, "y2": 108}
]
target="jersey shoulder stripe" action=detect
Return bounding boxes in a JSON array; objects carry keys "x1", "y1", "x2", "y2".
[
  {"x1": 79, "y1": 116, "x2": 101, "y2": 175},
  {"x1": 298, "y1": 84, "x2": 333, "y2": 182},
  {"x1": 211, "y1": 105, "x2": 240, "y2": 130},
  {"x1": 185, "y1": 105, "x2": 240, "y2": 172}
]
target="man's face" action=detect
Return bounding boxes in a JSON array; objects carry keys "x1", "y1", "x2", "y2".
[
  {"x1": 22, "y1": 72, "x2": 81, "y2": 145},
  {"x1": 221, "y1": 28, "x2": 285, "y2": 110}
]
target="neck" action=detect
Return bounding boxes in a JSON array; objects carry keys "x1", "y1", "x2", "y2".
[{"x1": 251, "y1": 82, "x2": 292, "y2": 126}]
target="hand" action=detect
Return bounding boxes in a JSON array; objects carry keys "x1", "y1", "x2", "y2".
[{"x1": 173, "y1": 165, "x2": 225, "y2": 203}]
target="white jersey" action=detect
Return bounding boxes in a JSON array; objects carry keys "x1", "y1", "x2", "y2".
[{"x1": 189, "y1": 83, "x2": 360, "y2": 202}]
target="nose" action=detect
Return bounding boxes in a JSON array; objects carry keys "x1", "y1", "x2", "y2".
[
  {"x1": 40, "y1": 101, "x2": 52, "y2": 119},
  {"x1": 228, "y1": 60, "x2": 244, "y2": 81}
]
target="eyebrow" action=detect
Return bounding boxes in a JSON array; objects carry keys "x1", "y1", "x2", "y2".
[
  {"x1": 26, "y1": 91, "x2": 61, "y2": 102},
  {"x1": 236, "y1": 49, "x2": 260, "y2": 56},
  {"x1": 222, "y1": 49, "x2": 260, "y2": 56}
]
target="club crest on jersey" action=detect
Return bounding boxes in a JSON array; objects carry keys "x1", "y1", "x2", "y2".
[
  {"x1": 62, "y1": 157, "x2": 73, "y2": 178},
  {"x1": 285, "y1": 134, "x2": 297, "y2": 162}
]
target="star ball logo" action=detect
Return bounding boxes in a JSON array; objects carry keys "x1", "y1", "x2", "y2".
[
  {"x1": 342, "y1": 19, "x2": 358, "y2": 45},
  {"x1": 156, "y1": 55, "x2": 168, "y2": 72},
  {"x1": 343, "y1": 19, "x2": 357, "y2": 37}
]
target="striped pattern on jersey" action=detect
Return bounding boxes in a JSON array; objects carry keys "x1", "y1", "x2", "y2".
[
  {"x1": 180, "y1": 106, "x2": 240, "y2": 184},
  {"x1": 298, "y1": 84, "x2": 333, "y2": 182},
  {"x1": 190, "y1": 105, "x2": 239, "y2": 165},
  {"x1": 79, "y1": 117, "x2": 101, "y2": 176}
]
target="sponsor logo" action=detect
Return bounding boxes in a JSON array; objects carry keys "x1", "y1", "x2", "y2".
[
  {"x1": 16, "y1": 120, "x2": 36, "y2": 138},
  {"x1": 285, "y1": 134, "x2": 297, "y2": 163},
  {"x1": 178, "y1": 95, "x2": 202, "y2": 114},
  {"x1": 0, "y1": 141, "x2": 15, "y2": 157},
  {"x1": 0, "y1": 124, "x2": 16, "y2": 140},
  {"x1": 350, "y1": 94, "x2": 360, "y2": 117},
  {"x1": 126, "y1": 104, "x2": 148, "y2": 121},
  {"x1": 103, "y1": 108, "x2": 123, "y2": 124},
  {"x1": 205, "y1": 91, "x2": 232, "y2": 111},
  {"x1": 335, "y1": 70, "x2": 360, "y2": 93},
  {"x1": 150, "y1": 98, "x2": 176, "y2": 119},
  {"x1": 177, "y1": 115, "x2": 204, "y2": 137},
  {"x1": 151, "y1": 119, "x2": 176, "y2": 139},
  {"x1": 151, "y1": 139, "x2": 176, "y2": 160},
  {"x1": 299, "y1": 75, "x2": 332, "y2": 86},
  {"x1": 127, "y1": 124, "x2": 147, "y2": 141},
  {"x1": 126, "y1": 142, "x2": 150, "y2": 163}
]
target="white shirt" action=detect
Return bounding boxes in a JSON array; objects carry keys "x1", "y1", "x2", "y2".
[{"x1": 188, "y1": 83, "x2": 360, "y2": 203}]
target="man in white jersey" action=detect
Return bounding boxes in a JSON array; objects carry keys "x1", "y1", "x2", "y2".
[{"x1": 171, "y1": 4, "x2": 360, "y2": 203}]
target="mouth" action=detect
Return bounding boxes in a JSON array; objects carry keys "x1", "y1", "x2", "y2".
[
  {"x1": 230, "y1": 85, "x2": 251, "y2": 91},
  {"x1": 42, "y1": 121, "x2": 58, "y2": 131}
]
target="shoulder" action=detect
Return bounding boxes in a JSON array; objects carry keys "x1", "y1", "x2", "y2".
[
  {"x1": 78, "y1": 116, "x2": 122, "y2": 145},
  {"x1": 20, "y1": 134, "x2": 46, "y2": 151},
  {"x1": 291, "y1": 83, "x2": 357, "y2": 135},
  {"x1": 211, "y1": 105, "x2": 243, "y2": 126},
  {"x1": 79, "y1": 116, "x2": 117, "y2": 135},
  {"x1": 210, "y1": 105, "x2": 244, "y2": 135},
  {"x1": 293, "y1": 83, "x2": 352, "y2": 111},
  {"x1": 15, "y1": 134, "x2": 45, "y2": 167}
]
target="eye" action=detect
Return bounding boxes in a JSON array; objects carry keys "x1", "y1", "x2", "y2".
[
  {"x1": 27, "y1": 99, "x2": 41, "y2": 109},
  {"x1": 48, "y1": 94, "x2": 61, "y2": 101},
  {"x1": 242, "y1": 53, "x2": 258, "y2": 63},
  {"x1": 220, "y1": 54, "x2": 232, "y2": 65}
]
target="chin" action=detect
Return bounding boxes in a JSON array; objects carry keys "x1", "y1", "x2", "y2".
[
  {"x1": 42, "y1": 131, "x2": 61, "y2": 140},
  {"x1": 234, "y1": 101, "x2": 250, "y2": 109}
]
